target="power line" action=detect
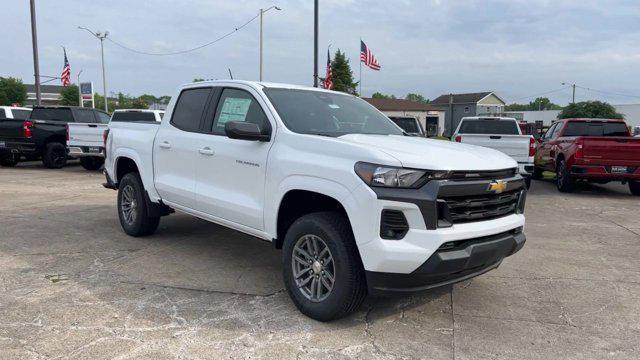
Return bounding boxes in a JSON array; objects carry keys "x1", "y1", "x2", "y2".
[
  {"x1": 574, "y1": 85, "x2": 640, "y2": 99},
  {"x1": 509, "y1": 86, "x2": 571, "y2": 102},
  {"x1": 106, "y1": 13, "x2": 260, "y2": 56}
]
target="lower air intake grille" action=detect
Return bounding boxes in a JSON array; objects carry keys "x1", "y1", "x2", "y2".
[{"x1": 380, "y1": 210, "x2": 409, "y2": 240}]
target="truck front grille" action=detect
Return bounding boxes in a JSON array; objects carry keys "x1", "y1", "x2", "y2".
[{"x1": 438, "y1": 190, "x2": 520, "y2": 225}]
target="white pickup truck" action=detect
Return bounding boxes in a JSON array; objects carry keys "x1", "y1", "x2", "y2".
[
  {"x1": 104, "y1": 81, "x2": 527, "y2": 321},
  {"x1": 67, "y1": 109, "x2": 163, "y2": 170},
  {"x1": 452, "y1": 116, "x2": 535, "y2": 188}
]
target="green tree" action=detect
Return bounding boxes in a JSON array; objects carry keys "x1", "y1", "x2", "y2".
[
  {"x1": 59, "y1": 85, "x2": 79, "y2": 106},
  {"x1": 132, "y1": 97, "x2": 148, "y2": 109},
  {"x1": 505, "y1": 97, "x2": 562, "y2": 111},
  {"x1": 139, "y1": 94, "x2": 157, "y2": 105},
  {"x1": 0, "y1": 77, "x2": 27, "y2": 106},
  {"x1": 331, "y1": 50, "x2": 358, "y2": 95},
  {"x1": 558, "y1": 101, "x2": 623, "y2": 120},
  {"x1": 405, "y1": 93, "x2": 429, "y2": 104},
  {"x1": 371, "y1": 92, "x2": 396, "y2": 99}
]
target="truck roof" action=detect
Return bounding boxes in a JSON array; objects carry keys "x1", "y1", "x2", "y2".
[
  {"x1": 113, "y1": 109, "x2": 164, "y2": 113},
  {"x1": 180, "y1": 80, "x2": 341, "y2": 94},
  {"x1": 556, "y1": 118, "x2": 626, "y2": 123},
  {"x1": 461, "y1": 116, "x2": 517, "y2": 121}
]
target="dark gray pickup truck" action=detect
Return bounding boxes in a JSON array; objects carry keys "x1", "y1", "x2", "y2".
[{"x1": 0, "y1": 106, "x2": 110, "y2": 168}]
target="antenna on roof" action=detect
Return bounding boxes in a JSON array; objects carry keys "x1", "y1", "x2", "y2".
[{"x1": 228, "y1": 68, "x2": 233, "y2": 80}]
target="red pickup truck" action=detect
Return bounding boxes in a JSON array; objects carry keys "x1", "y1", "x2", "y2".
[{"x1": 533, "y1": 118, "x2": 640, "y2": 195}]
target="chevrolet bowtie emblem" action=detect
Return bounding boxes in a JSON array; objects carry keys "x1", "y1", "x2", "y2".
[{"x1": 488, "y1": 180, "x2": 507, "y2": 194}]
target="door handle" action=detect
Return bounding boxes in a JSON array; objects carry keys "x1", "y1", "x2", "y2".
[
  {"x1": 159, "y1": 141, "x2": 171, "y2": 149},
  {"x1": 198, "y1": 147, "x2": 215, "y2": 156}
]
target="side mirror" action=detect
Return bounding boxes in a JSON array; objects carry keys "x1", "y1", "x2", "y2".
[{"x1": 224, "y1": 121, "x2": 270, "y2": 142}]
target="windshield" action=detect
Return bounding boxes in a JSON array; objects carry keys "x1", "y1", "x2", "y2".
[
  {"x1": 263, "y1": 88, "x2": 403, "y2": 137},
  {"x1": 563, "y1": 121, "x2": 629, "y2": 137},
  {"x1": 458, "y1": 119, "x2": 520, "y2": 135},
  {"x1": 30, "y1": 108, "x2": 73, "y2": 122}
]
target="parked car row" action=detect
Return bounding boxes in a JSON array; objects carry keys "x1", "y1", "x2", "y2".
[
  {"x1": 0, "y1": 105, "x2": 162, "y2": 170},
  {"x1": 448, "y1": 115, "x2": 640, "y2": 195}
]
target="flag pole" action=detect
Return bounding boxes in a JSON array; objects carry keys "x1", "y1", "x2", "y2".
[{"x1": 359, "y1": 38, "x2": 362, "y2": 96}]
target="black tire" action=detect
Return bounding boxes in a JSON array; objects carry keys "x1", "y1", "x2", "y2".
[
  {"x1": 524, "y1": 176, "x2": 532, "y2": 189},
  {"x1": 42, "y1": 142, "x2": 67, "y2": 169},
  {"x1": 0, "y1": 154, "x2": 19, "y2": 167},
  {"x1": 80, "y1": 157, "x2": 104, "y2": 171},
  {"x1": 117, "y1": 172, "x2": 160, "y2": 237},
  {"x1": 555, "y1": 159, "x2": 574, "y2": 193},
  {"x1": 282, "y1": 212, "x2": 367, "y2": 322},
  {"x1": 629, "y1": 181, "x2": 640, "y2": 196},
  {"x1": 532, "y1": 166, "x2": 543, "y2": 180}
]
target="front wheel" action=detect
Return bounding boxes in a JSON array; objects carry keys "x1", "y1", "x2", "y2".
[
  {"x1": 282, "y1": 212, "x2": 367, "y2": 322},
  {"x1": 0, "y1": 154, "x2": 19, "y2": 167},
  {"x1": 80, "y1": 157, "x2": 104, "y2": 170},
  {"x1": 532, "y1": 166, "x2": 543, "y2": 180},
  {"x1": 117, "y1": 172, "x2": 160, "y2": 237},
  {"x1": 630, "y1": 181, "x2": 640, "y2": 196},
  {"x1": 556, "y1": 159, "x2": 574, "y2": 193},
  {"x1": 42, "y1": 142, "x2": 67, "y2": 169}
]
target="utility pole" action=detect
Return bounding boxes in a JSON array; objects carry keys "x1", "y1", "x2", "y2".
[
  {"x1": 79, "y1": 27, "x2": 109, "y2": 112},
  {"x1": 29, "y1": 0, "x2": 41, "y2": 105},
  {"x1": 313, "y1": 0, "x2": 319, "y2": 87},
  {"x1": 259, "y1": 6, "x2": 281, "y2": 82},
  {"x1": 77, "y1": 69, "x2": 83, "y2": 107},
  {"x1": 562, "y1": 82, "x2": 576, "y2": 104}
]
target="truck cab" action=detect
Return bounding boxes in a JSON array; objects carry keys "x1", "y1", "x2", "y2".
[{"x1": 104, "y1": 80, "x2": 527, "y2": 321}]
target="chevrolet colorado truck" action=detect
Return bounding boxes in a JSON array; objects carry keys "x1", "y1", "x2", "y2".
[
  {"x1": 67, "y1": 109, "x2": 163, "y2": 170},
  {"x1": 104, "y1": 81, "x2": 527, "y2": 321},
  {"x1": 0, "y1": 106, "x2": 109, "y2": 168},
  {"x1": 453, "y1": 117, "x2": 536, "y2": 188},
  {"x1": 534, "y1": 118, "x2": 640, "y2": 194}
]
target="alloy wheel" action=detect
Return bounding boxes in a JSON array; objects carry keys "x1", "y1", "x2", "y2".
[
  {"x1": 120, "y1": 185, "x2": 138, "y2": 225},
  {"x1": 291, "y1": 234, "x2": 335, "y2": 302}
]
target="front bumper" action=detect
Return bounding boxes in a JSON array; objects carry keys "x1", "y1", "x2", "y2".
[{"x1": 366, "y1": 228, "x2": 525, "y2": 296}]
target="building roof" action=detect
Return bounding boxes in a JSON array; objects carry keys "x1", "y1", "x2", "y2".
[
  {"x1": 25, "y1": 84, "x2": 65, "y2": 93},
  {"x1": 363, "y1": 97, "x2": 442, "y2": 112},
  {"x1": 430, "y1": 92, "x2": 496, "y2": 105}
]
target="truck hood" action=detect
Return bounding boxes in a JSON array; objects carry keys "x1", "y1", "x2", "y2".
[{"x1": 338, "y1": 134, "x2": 517, "y2": 171}]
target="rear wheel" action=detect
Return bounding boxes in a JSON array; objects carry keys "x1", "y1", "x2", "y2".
[
  {"x1": 556, "y1": 159, "x2": 574, "y2": 193},
  {"x1": 629, "y1": 181, "x2": 640, "y2": 196},
  {"x1": 117, "y1": 172, "x2": 160, "y2": 237},
  {"x1": 282, "y1": 212, "x2": 367, "y2": 321},
  {"x1": 80, "y1": 157, "x2": 104, "y2": 170},
  {"x1": 42, "y1": 142, "x2": 67, "y2": 169},
  {"x1": 0, "y1": 154, "x2": 19, "y2": 167}
]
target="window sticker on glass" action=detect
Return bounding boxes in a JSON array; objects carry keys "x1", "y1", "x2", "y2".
[{"x1": 218, "y1": 97, "x2": 252, "y2": 127}]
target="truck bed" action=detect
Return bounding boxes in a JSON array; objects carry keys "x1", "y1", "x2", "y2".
[{"x1": 458, "y1": 134, "x2": 533, "y2": 163}]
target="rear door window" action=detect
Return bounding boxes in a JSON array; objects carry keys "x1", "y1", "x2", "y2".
[
  {"x1": 0, "y1": 109, "x2": 6, "y2": 119},
  {"x1": 170, "y1": 88, "x2": 212, "y2": 132},
  {"x1": 30, "y1": 108, "x2": 74, "y2": 122},
  {"x1": 76, "y1": 109, "x2": 97, "y2": 123},
  {"x1": 391, "y1": 118, "x2": 420, "y2": 133},
  {"x1": 458, "y1": 119, "x2": 519, "y2": 135}
]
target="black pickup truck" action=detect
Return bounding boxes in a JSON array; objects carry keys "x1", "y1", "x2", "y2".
[{"x1": 0, "y1": 106, "x2": 110, "y2": 168}]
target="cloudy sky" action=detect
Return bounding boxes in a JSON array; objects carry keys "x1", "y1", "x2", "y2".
[{"x1": 4, "y1": 0, "x2": 640, "y2": 105}]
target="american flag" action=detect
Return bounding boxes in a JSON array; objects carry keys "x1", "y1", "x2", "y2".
[
  {"x1": 360, "y1": 40, "x2": 381, "y2": 71},
  {"x1": 323, "y1": 49, "x2": 333, "y2": 90},
  {"x1": 60, "y1": 49, "x2": 71, "y2": 87}
]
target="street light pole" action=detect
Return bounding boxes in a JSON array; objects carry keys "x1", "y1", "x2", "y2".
[
  {"x1": 259, "y1": 6, "x2": 281, "y2": 82},
  {"x1": 29, "y1": 0, "x2": 42, "y2": 105},
  {"x1": 78, "y1": 27, "x2": 109, "y2": 112},
  {"x1": 77, "y1": 69, "x2": 83, "y2": 107}
]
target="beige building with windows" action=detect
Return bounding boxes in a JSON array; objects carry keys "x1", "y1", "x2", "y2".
[{"x1": 364, "y1": 98, "x2": 446, "y2": 136}]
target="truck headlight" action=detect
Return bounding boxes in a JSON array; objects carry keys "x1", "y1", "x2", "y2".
[{"x1": 354, "y1": 162, "x2": 449, "y2": 188}]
